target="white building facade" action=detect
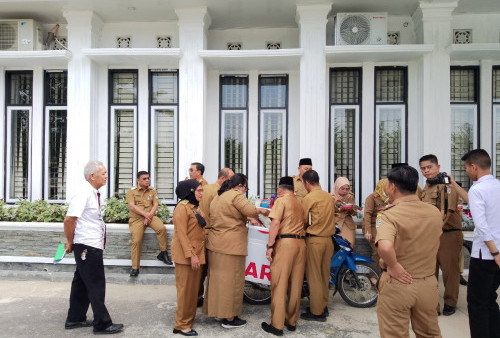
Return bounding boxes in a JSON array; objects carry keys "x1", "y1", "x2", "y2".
[{"x1": 1, "y1": 0, "x2": 500, "y2": 205}]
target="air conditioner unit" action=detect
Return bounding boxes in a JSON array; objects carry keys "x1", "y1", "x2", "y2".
[
  {"x1": 335, "y1": 13, "x2": 387, "y2": 45},
  {"x1": 0, "y1": 19, "x2": 44, "y2": 51}
]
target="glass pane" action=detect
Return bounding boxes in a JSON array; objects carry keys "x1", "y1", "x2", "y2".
[
  {"x1": 493, "y1": 68, "x2": 500, "y2": 102},
  {"x1": 375, "y1": 69, "x2": 405, "y2": 103},
  {"x1": 46, "y1": 72, "x2": 67, "y2": 105},
  {"x1": 221, "y1": 76, "x2": 248, "y2": 109},
  {"x1": 112, "y1": 72, "x2": 138, "y2": 104},
  {"x1": 113, "y1": 109, "x2": 135, "y2": 197},
  {"x1": 331, "y1": 69, "x2": 360, "y2": 104},
  {"x1": 262, "y1": 112, "x2": 283, "y2": 197},
  {"x1": 450, "y1": 68, "x2": 476, "y2": 103},
  {"x1": 9, "y1": 109, "x2": 30, "y2": 199},
  {"x1": 223, "y1": 112, "x2": 245, "y2": 173},
  {"x1": 154, "y1": 109, "x2": 175, "y2": 200},
  {"x1": 8, "y1": 72, "x2": 33, "y2": 105},
  {"x1": 495, "y1": 105, "x2": 500, "y2": 179},
  {"x1": 378, "y1": 107, "x2": 403, "y2": 179},
  {"x1": 260, "y1": 76, "x2": 287, "y2": 108},
  {"x1": 451, "y1": 106, "x2": 475, "y2": 189},
  {"x1": 151, "y1": 72, "x2": 178, "y2": 104},
  {"x1": 333, "y1": 107, "x2": 356, "y2": 192},
  {"x1": 47, "y1": 110, "x2": 67, "y2": 200}
]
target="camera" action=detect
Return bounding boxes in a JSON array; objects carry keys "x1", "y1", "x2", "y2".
[{"x1": 427, "y1": 172, "x2": 450, "y2": 185}]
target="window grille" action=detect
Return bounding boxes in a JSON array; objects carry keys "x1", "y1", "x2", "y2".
[
  {"x1": 451, "y1": 106, "x2": 476, "y2": 189},
  {"x1": 375, "y1": 68, "x2": 405, "y2": 103},
  {"x1": 221, "y1": 76, "x2": 248, "y2": 109},
  {"x1": 113, "y1": 109, "x2": 135, "y2": 197},
  {"x1": 331, "y1": 69, "x2": 360, "y2": 105},
  {"x1": 154, "y1": 109, "x2": 175, "y2": 200},
  {"x1": 260, "y1": 76, "x2": 287, "y2": 108},
  {"x1": 333, "y1": 107, "x2": 356, "y2": 191},
  {"x1": 151, "y1": 71, "x2": 177, "y2": 104},
  {"x1": 450, "y1": 68, "x2": 477, "y2": 102},
  {"x1": 9, "y1": 109, "x2": 30, "y2": 200},
  {"x1": 45, "y1": 71, "x2": 67, "y2": 105},
  {"x1": 47, "y1": 109, "x2": 67, "y2": 200},
  {"x1": 111, "y1": 71, "x2": 137, "y2": 104},
  {"x1": 7, "y1": 71, "x2": 33, "y2": 105},
  {"x1": 262, "y1": 111, "x2": 284, "y2": 197},
  {"x1": 377, "y1": 107, "x2": 404, "y2": 179},
  {"x1": 495, "y1": 106, "x2": 500, "y2": 180},
  {"x1": 493, "y1": 68, "x2": 500, "y2": 102}
]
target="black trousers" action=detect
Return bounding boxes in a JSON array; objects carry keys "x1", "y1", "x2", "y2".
[
  {"x1": 467, "y1": 256, "x2": 500, "y2": 338},
  {"x1": 66, "y1": 244, "x2": 112, "y2": 330}
]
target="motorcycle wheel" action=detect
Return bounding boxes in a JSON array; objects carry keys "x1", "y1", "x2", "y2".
[
  {"x1": 337, "y1": 261, "x2": 380, "y2": 308},
  {"x1": 243, "y1": 281, "x2": 271, "y2": 305}
]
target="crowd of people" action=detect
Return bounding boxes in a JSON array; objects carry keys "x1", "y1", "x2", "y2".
[{"x1": 61, "y1": 149, "x2": 500, "y2": 337}]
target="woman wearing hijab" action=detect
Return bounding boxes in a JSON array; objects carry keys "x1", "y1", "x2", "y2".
[
  {"x1": 203, "y1": 173, "x2": 265, "y2": 329},
  {"x1": 362, "y1": 178, "x2": 389, "y2": 269},
  {"x1": 332, "y1": 177, "x2": 357, "y2": 247},
  {"x1": 171, "y1": 179, "x2": 205, "y2": 336}
]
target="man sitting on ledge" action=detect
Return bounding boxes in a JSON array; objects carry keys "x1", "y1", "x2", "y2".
[{"x1": 126, "y1": 171, "x2": 172, "y2": 277}]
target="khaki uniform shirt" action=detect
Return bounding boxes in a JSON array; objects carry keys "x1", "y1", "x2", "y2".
[
  {"x1": 171, "y1": 200, "x2": 206, "y2": 265},
  {"x1": 362, "y1": 193, "x2": 388, "y2": 233},
  {"x1": 268, "y1": 194, "x2": 306, "y2": 236},
  {"x1": 302, "y1": 186, "x2": 336, "y2": 237},
  {"x1": 375, "y1": 195, "x2": 443, "y2": 278},
  {"x1": 291, "y1": 175, "x2": 308, "y2": 203},
  {"x1": 198, "y1": 183, "x2": 220, "y2": 231},
  {"x1": 198, "y1": 176, "x2": 208, "y2": 187},
  {"x1": 206, "y1": 189, "x2": 259, "y2": 256},
  {"x1": 125, "y1": 185, "x2": 159, "y2": 220},
  {"x1": 335, "y1": 193, "x2": 357, "y2": 230},
  {"x1": 421, "y1": 183, "x2": 462, "y2": 231}
]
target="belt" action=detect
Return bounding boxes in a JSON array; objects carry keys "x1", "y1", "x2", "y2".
[
  {"x1": 277, "y1": 234, "x2": 306, "y2": 240},
  {"x1": 442, "y1": 228, "x2": 462, "y2": 233},
  {"x1": 306, "y1": 233, "x2": 317, "y2": 237},
  {"x1": 381, "y1": 269, "x2": 435, "y2": 280}
]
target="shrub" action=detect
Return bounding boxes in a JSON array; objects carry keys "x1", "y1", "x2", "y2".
[{"x1": 102, "y1": 197, "x2": 129, "y2": 223}]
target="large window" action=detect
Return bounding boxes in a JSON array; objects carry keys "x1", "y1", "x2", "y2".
[
  {"x1": 330, "y1": 68, "x2": 361, "y2": 195},
  {"x1": 44, "y1": 71, "x2": 67, "y2": 202},
  {"x1": 150, "y1": 71, "x2": 178, "y2": 202},
  {"x1": 375, "y1": 67, "x2": 407, "y2": 180},
  {"x1": 220, "y1": 75, "x2": 248, "y2": 174},
  {"x1": 5, "y1": 71, "x2": 33, "y2": 202},
  {"x1": 259, "y1": 75, "x2": 287, "y2": 197},
  {"x1": 109, "y1": 70, "x2": 138, "y2": 197},
  {"x1": 493, "y1": 67, "x2": 500, "y2": 179},
  {"x1": 450, "y1": 67, "x2": 478, "y2": 189}
]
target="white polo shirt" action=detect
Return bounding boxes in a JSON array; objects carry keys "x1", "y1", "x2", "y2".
[{"x1": 67, "y1": 182, "x2": 106, "y2": 250}]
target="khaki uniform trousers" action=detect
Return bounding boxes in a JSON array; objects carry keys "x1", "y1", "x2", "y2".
[
  {"x1": 367, "y1": 226, "x2": 380, "y2": 269},
  {"x1": 305, "y1": 236, "x2": 334, "y2": 315},
  {"x1": 198, "y1": 234, "x2": 209, "y2": 300},
  {"x1": 174, "y1": 263, "x2": 202, "y2": 331},
  {"x1": 270, "y1": 238, "x2": 306, "y2": 329},
  {"x1": 340, "y1": 226, "x2": 356, "y2": 248},
  {"x1": 129, "y1": 216, "x2": 167, "y2": 269},
  {"x1": 435, "y1": 230, "x2": 463, "y2": 308},
  {"x1": 377, "y1": 272, "x2": 442, "y2": 338}
]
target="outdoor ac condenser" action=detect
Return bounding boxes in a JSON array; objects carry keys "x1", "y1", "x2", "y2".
[
  {"x1": 0, "y1": 19, "x2": 44, "y2": 51},
  {"x1": 335, "y1": 13, "x2": 388, "y2": 45}
]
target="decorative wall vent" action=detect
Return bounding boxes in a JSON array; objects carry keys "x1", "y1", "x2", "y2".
[
  {"x1": 117, "y1": 36, "x2": 131, "y2": 48},
  {"x1": 227, "y1": 42, "x2": 242, "y2": 50},
  {"x1": 387, "y1": 32, "x2": 400, "y2": 45},
  {"x1": 48, "y1": 37, "x2": 67, "y2": 50},
  {"x1": 453, "y1": 29, "x2": 472, "y2": 44},
  {"x1": 157, "y1": 36, "x2": 171, "y2": 48},
  {"x1": 266, "y1": 42, "x2": 281, "y2": 49}
]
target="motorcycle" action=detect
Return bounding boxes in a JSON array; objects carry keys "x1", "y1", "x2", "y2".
[{"x1": 243, "y1": 226, "x2": 381, "y2": 308}]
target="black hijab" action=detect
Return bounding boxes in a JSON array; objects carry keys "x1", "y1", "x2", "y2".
[{"x1": 175, "y1": 179, "x2": 200, "y2": 206}]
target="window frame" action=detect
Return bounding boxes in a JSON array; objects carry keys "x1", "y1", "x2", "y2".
[{"x1": 493, "y1": 66, "x2": 500, "y2": 178}]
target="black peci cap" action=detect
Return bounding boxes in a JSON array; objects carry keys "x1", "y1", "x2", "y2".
[
  {"x1": 299, "y1": 158, "x2": 312, "y2": 166},
  {"x1": 391, "y1": 162, "x2": 408, "y2": 168}
]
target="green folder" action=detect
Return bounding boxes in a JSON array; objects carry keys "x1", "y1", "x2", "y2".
[{"x1": 53, "y1": 243, "x2": 66, "y2": 264}]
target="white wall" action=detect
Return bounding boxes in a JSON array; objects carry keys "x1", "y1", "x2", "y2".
[
  {"x1": 99, "y1": 22, "x2": 179, "y2": 48},
  {"x1": 452, "y1": 14, "x2": 500, "y2": 43},
  {"x1": 207, "y1": 27, "x2": 299, "y2": 49}
]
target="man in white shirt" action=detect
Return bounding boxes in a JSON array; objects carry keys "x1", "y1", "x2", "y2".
[
  {"x1": 64, "y1": 160, "x2": 123, "y2": 334},
  {"x1": 461, "y1": 149, "x2": 500, "y2": 338}
]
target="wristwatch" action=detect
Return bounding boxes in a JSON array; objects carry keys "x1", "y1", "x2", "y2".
[
  {"x1": 491, "y1": 251, "x2": 499, "y2": 256},
  {"x1": 266, "y1": 243, "x2": 274, "y2": 250}
]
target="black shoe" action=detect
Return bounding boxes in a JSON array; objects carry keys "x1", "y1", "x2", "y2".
[
  {"x1": 130, "y1": 269, "x2": 139, "y2": 277},
  {"x1": 284, "y1": 321, "x2": 296, "y2": 332},
  {"x1": 261, "y1": 322, "x2": 283, "y2": 336},
  {"x1": 221, "y1": 316, "x2": 247, "y2": 328},
  {"x1": 93, "y1": 323, "x2": 124, "y2": 335},
  {"x1": 306, "y1": 306, "x2": 329, "y2": 317},
  {"x1": 460, "y1": 274, "x2": 468, "y2": 286},
  {"x1": 157, "y1": 251, "x2": 173, "y2": 265},
  {"x1": 173, "y1": 328, "x2": 198, "y2": 336},
  {"x1": 197, "y1": 297, "x2": 204, "y2": 307},
  {"x1": 65, "y1": 320, "x2": 93, "y2": 329},
  {"x1": 442, "y1": 304, "x2": 456, "y2": 316},
  {"x1": 300, "y1": 311, "x2": 326, "y2": 322}
]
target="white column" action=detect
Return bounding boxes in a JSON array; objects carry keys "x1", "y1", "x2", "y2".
[
  {"x1": 480, "y1": 60, "x2": 493, "y2": 152},
  {"x1": 137, "y1": 65, "x2": 149, "y2": 172},
  {"x1": 0, "y1": 67, "x2": 4, "y2": 200},
  {"x1": 414, "y1": 1, "x2": 457, "y2": 173},
  {"x1": 296, "y1": 4, "x2": 331, "y2": 186},
  {"x1": 30, "y1": 67, "x2": 44, "y2": 200},
  {"x1": 176, "y1": 8, "x2": 210, "y2": 176},
  {"x1": 361, "y1": 63, "x2": 375, "y2": 200},
  {"x1": 63, "y1": 11, "x2": 103, "y2": 199}
]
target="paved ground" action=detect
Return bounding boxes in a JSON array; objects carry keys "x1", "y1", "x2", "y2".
[{"x1": 0, "y1": 277, "x2": 480, "y2": 338}]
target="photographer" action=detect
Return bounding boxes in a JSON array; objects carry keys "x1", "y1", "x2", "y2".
[{"x1": 419, "y1": 154, "x2": 463, "y2": 316}]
